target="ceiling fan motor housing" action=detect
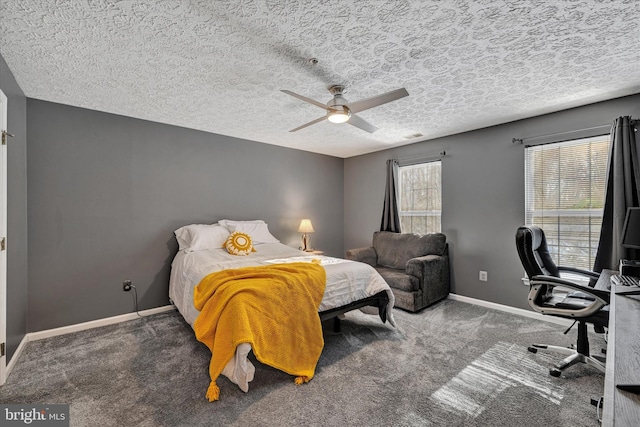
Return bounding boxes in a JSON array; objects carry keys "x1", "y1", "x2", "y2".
[
  {"x1": 327, "y1": 85, "x2": 348, "y2": 107},
  {"x1": 326, "y1": 85, "x2": 351, "y2": 122}
]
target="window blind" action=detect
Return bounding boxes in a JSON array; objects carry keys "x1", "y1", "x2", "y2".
[
  {"x1": 398, "y1": 161, "x2": 441, "y2": 234},
  {"x1": 524, "y1": 135, "x2": 610, "y2": 270}
]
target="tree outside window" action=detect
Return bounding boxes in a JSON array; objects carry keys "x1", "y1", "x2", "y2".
[{"x1": 398, "y1": 161, "x2": 441, "y2": 234}]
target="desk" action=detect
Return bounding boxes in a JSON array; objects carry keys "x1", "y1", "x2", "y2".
[{"x1": 598, "y1": 269, "x2": 640, "y2": 426}]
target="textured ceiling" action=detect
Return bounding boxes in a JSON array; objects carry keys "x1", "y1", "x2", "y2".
[{"x1": 2, "y1": 1, "x2": 640, "y2": 158}]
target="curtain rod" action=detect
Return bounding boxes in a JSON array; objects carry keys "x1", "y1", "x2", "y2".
[
  {"x1": 511, "y1": 124, "x2": 611, "y2": 145},
  {"x1": 397, "y1": 151, "x2": 446, "y2": 165},
  {"x1": 512, "y1": 118, "x2": 639, "y2": 145}
]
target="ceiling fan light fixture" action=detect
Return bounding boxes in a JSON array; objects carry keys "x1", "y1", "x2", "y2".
[{"x1": 327, "y1": 106, "x2": 351, "y2": 123}]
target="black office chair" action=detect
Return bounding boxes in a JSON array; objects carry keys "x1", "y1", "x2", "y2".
[{"x1": 515, "y1": 225, "x2": 610, "y2": 377}]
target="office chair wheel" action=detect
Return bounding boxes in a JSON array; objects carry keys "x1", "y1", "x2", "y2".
[
  {"x1": 550, "y1": 368, "x2": 562, "y2": 377},
  {"x1": 528, "y1": 346, "x2": 538, "y2": 353}
]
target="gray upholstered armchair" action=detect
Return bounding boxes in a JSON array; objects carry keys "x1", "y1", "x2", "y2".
[{"x1": 346, "y1": 231, "x2": 450, "y2": 312}]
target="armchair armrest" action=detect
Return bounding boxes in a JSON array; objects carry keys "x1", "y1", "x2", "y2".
[
  {"x1": 529, "y1": 275, "x2": 609, "y2": 318},
  {"x1": 346, "y1": 246, "x2": 377, "y2": 267},
  {"x1": 557, "y1": 266, "x2": 600, "y2": 280},
  {"x1": 531, "y1": 275, "x2": 610, "y2": 302},
  {"x1": 406, "y1": 254, "x2": 448, "y2": 284}
]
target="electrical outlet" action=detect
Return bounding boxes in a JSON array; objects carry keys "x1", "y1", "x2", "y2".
[
  {"x1": 122, "y1": 280, "x2": 132, "y2": 292},
  {"x1": 479, "y1": 271, "x2": 488, "y2": 282}
]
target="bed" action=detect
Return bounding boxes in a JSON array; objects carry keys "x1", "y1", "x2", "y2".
[{"x1": 168, "y1": 220, "x2": 396, "y2": 395}]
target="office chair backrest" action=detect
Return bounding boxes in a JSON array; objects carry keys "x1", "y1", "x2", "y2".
[{"x1": 515, "y1": 225, "x2": 560, "y2": 279}]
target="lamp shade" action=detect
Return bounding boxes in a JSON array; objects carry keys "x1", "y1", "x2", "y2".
[{"x1": 297, "y1": 219, "x2": 315, "y2": 233}]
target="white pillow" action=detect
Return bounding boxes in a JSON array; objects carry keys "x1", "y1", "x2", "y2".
[
  {"x1": 218, "y1": 219, "x2": 265, "y2": 229},
  {"x1": 174, "y1": 224, "x2": 230, "y2": 252},
  {"x1": 218, "y1": 220, "x2": 279, "y2": 244},
  {"x1": 174, "y1": 225, "x2": 196, "y2": 250}
]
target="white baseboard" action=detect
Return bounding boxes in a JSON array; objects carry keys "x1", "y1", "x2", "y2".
[
  {"x1": 28, "y1": 305, "x2": 176, "y2": 342},
  {"x1": 447, "y1": 293, "x2": 573, "y2": 327},
  {"x1": 4, "y1": 333, "x2": 28, "y2": 384},
  {"x1": 4, "y1": 305, "x2": 176, "y2": 381}
]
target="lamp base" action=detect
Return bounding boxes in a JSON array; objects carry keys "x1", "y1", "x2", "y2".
[{"x1": 301, "y1": 233, "x2": 311, "y2": 252}]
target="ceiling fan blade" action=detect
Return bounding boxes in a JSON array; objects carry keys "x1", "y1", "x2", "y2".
[
  {"x1": 348, "y1": 88, "x2": 409, "y2": 113},
  {"x1": 347, "y1": 114, "x2": 378, "y2": 133},
  {"x1": 289, "y1": 116, "x2": 327, "y2": 132},
  {"x1": 281, "y1": 90, "x2": 329, "y2": 110}
]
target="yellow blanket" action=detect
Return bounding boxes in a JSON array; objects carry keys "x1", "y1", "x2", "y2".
[{"x1": 193, "y1": 262, "x2": 326, "y2": 401}]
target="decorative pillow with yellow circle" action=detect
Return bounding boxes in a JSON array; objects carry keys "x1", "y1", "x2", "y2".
[{"x1": 224, "y1": 231, "x2": 256, "y2": 256}]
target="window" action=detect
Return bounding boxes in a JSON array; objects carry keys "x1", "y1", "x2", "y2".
[
  {"x1": 524, "y1": 135, "x2": 610, "y2": 270},
  {"x1": 398, "y1": 161, "x2": 442, "y2": 234}
]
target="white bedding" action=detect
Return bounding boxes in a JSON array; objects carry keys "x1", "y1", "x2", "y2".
[{"x1": 169, "y1": 242, "x2": 395, "y2": 392}]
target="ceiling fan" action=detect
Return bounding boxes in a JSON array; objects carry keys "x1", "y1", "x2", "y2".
[{"x1": 281, "y1": 85, "x2": 409, "y2": 133}]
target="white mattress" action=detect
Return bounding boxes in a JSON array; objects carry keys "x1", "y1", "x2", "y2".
[{"x1": 169, "y1": 242, "x2": 395, "y2": 391}]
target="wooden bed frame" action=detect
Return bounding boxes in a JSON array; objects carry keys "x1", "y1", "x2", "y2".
[{"x1": 318, "y1": 290, "x2": 390, "y2": 332}]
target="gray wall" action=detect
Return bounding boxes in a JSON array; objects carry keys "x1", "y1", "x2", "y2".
[
  {"x1": 345, "y1": 93, "x2": 640, "y2": 311},
  {"x1": 0, "y1": 53, "x2": 28, "y2": 361},
  {"x1": 27, "y1": 100, "x2": 344, "y2": 331}
]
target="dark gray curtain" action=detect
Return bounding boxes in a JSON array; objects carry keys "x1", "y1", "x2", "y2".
[
  {"x1": 594, "y1": 116, "x2": 640, "y2": 272},
  {"x1": 380, "y1": 159, "x2": 401, "y2": 232}
]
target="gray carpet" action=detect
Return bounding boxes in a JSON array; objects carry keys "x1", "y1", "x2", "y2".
[{"x1": 0, "y1": 299, "x2": 605, "y2": 426}]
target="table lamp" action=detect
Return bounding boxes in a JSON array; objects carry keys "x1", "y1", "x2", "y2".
[{"x1": 298, "y1": 219, "x2": 315, "y2": 251}]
